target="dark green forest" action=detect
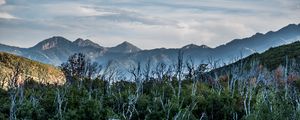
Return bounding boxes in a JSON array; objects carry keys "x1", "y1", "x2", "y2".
[{"x1": 1, "y1": 42, "x2": 300, "y2": 120}]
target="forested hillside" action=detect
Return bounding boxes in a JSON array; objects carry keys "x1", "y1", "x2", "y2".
[
  {"x1": 0, "y1": 52, "x2": 65, "y2": 89},
  {"x1": 214, "y1": 41, "x2": 300, "y2": 75},
  {"x1": 1, "y1": 41, "x2": 300, "y2": 119}
]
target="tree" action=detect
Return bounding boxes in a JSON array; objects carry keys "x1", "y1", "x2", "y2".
[
  {"x1": 61, "y1": 53, "x2": 101, "y2": 85},
  {"x1": 176, "y1": 50, "x2": 184, "y2": 100}
]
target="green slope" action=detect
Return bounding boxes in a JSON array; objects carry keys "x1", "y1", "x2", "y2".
[
  {"x1": 213, "y1": 41, "x2": 300, "y2": 74},
  {"x1": 258, "y1": 41, "x2": 300, "y2": 69}
]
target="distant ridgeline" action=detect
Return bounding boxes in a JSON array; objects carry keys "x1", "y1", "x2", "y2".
[
  {"x1": 0, "y1": 24, "x2": 299, "y2": 86},
  {"x1": 0, "y1": 52, "x2": 65, "y2": 89},
  {"x1": 0, "y1": 24, "x2": 299, "y2": 71},
  {"x1": 212, "y1": 41, "x2": 300, "y2": 76}
]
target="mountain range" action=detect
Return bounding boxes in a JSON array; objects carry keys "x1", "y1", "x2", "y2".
[{"x1": 0, "y1": 24, "x2": 300, "y2": 69}]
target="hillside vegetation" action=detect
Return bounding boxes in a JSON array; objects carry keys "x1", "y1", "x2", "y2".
[
  {"x1": 259, "y1": 41, "x2": 300, "y2": 69},
  {"x1": 1, "y1": 41, "x2": 300, "y2": 119},
  {"x1": 214, "y1": 41, "x2": 300, "y2": 75},
  {"x1": 0, "y1": 52, "x2": 65, "y2": 89}
]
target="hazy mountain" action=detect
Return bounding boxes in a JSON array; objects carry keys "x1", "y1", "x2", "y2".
[
  {"x1": 108, "y1": 41, "x2": 141, "y2": 53},
  {"x1": 118, "y1": 24, "x2": 300, "y2": 66},
  {"x1": 212, "y1": 40, "x2": 300, "y2": 76},
  {"x1": 3, "y1": 36, "x2": 107, "y2": 65},
  {"x1": 214, "y1": 24, "x2": 300, "y2": 60},
  {"x1": 73, "y1": 38, "x2": 103, "y2": 48},
  {"x1": 26, "y1": 36, "x2": 79, "y2": 65},
  {"x1": 0, "y1": 44, "x2": 23, "y2": 55},
  {"x1": 0, "y1": 24, "x2": 299, "y2": 68},
  {"x1": 182, "y1": 44, "x2": 211, "y2": 49}
]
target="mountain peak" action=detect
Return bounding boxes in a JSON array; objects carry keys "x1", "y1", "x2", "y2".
[
  {"x1": 73, "y1": 38, "x2": 102, "y2": 48},
  {"x1": 31, "y1": 36, "x2": 72, "y2": 51},
  {"x1": 200, "y1": 45, "x2": 210, "y2": 48},
  {"x1": 120, "y1": 41, "x2": 132, "y2": 46},
  {"x1": 74, "y1": 38, "x2": 84, "y2": 43},
  {"x1": 286, "y1": 23, "x2": 298, "y2": 28},
  {"x1": 250, "y1": 32, "x2": 264, "y2": 38},
  {"x1": 254, "y1": 32, "x2": 263, "y2": 36},
  {"x1": 108, "y1": 41, "x2": 141, "y2": 53},
  {"x1": 277, "y1": 23, "x2": 300, "y2": 33},
  {"x1": 182, "y1": 44, "x2": 210, "y2": 49},
  {"x1": 182, "y1": 44, "x2": 199, "y2": 49}
]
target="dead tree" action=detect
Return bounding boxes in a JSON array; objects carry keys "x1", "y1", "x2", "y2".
[
  {"x1": 129, "y1": 62, "x2": 143, "y2": 97},
  {"x1": 102, "y1": 60, "x2": 118, "y2": 96},
  {"x1": 207, "y1": 56, "x2": 221, "y2": 70},
  {"x1": 55, "y1": 88, "x2": 66, "y2": 120},
  {"x1": 8, "y1": 63, "x2": 21, "y2": 90},
  {"x1": 8, "y1": 63, "x2": 22, "y2": 120},
  {"x1": 159, "y1": 96, "x2": 173, "y2": 119},
  {"x1": 85, "y1": 60, "x2": 102, "y2": 100},
  {"x1": 143, "y1": 59, "x2": 152, "y2": 82},
  {"x1": 122, "y1": 91, "x2": 139, "y2": 120},
  {"x1": 9, "y1": 91, "x2": 17, "y2": 120},
  {"x1": 154, "y1": 62, "x2": 167, "y2": 82},
  {"x1": 230, "y1": 64, "x2": 242, "y2": 96},
  {"x1": 176, "y1": 50, "x2": 184, "y2": 100},
  {"x1": 185, "y1": 57, "x2": 195, "y2": 80},
  {"x1": 166, "y1": 65, "x2": 177, "y2": 97},
  {"x1": 195, "y1": 64, "x2": 208, "y2": 83},
  {"x1": 284, "y1": 56, "x2": 289, "y2": 99},
  {"x1": 243, "y1": 61, "x2": 259, "y2": 117},
  {"x1": 186, "y1": 57, "x2": 197, "y2": 96}
]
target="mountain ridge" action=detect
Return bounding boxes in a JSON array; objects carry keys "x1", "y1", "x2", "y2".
[
  {"x1": 211, "y1": 40, "x2": 300, "y2": 77},
  {"x1": 108, "y1": 41, "x2": 142, "y2": 53},
  {"x1": 0, "y1": 23, "x2": 299, "y2": 68}
]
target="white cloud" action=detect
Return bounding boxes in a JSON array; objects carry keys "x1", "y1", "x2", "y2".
[
  {"x1": 0, "y1": 0, "x2": 5, "y2": 5},
  {"x1": 0, "y1": 0, "x2": 299, "y2": 49},
  {"x1": 0, "y1": 0, "x2": 18, "y2": 19},
  {"x1": 44, "y1": 4, "x2": 120, "y2": 17},
  {"x1": 80, "y1": 6, "x2": 113, "y2": 16},
  {"x1": 0, "y1": 12, "x2": 17, "y2": 19}
]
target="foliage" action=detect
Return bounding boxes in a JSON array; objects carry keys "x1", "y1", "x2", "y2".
[{"x1": 1, "y1": 45, "x2": 300, "y2": 120}]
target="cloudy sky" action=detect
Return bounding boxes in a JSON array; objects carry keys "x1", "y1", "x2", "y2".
[{"x1": 0, "y1": 0, "x2": 299, "y2": 49}]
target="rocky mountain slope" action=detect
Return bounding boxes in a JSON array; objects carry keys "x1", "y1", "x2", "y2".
[{"x1": 0, "y1": 52, "x2": 65, "y2": 89}]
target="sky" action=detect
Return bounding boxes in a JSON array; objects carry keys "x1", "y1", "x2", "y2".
[{"x1": 0, "y1": 0, "x2": 299, "y2": 49}]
